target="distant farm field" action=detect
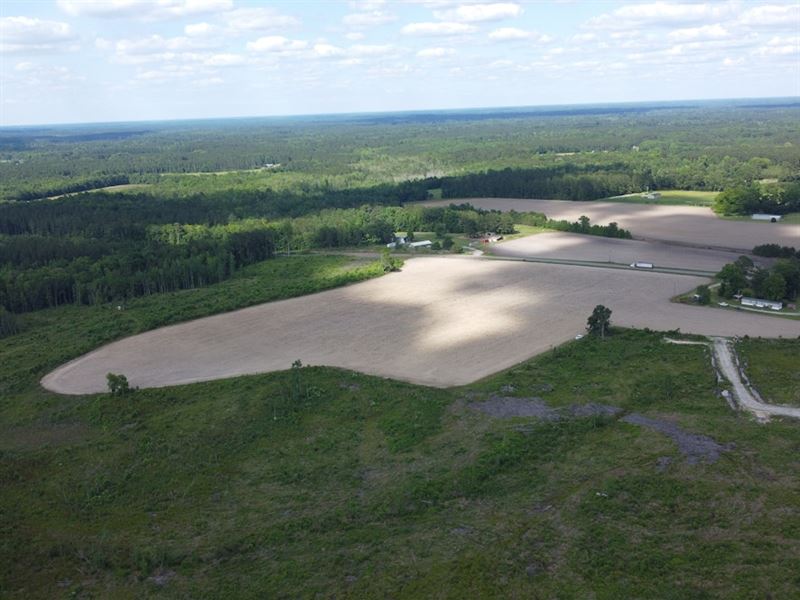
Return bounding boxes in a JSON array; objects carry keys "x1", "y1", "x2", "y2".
[
  {"x1": 606, "y1": 190, "x2": 718, "y2": 206},
  {"x1": 43, "y1": 257, "x2": 800, "y2": 394},
  {"x1": 491, "y1": 231, "x2": 764, "y2": 273},
  {"x1": 421, "y1": 198, "x2": 800, "y2": 249}
]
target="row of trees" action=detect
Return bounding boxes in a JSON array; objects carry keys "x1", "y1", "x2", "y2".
[
  {"x1": 0, "y1": 226, "x2": 276, "y2": 313},
  {"x1": 0, "y1": 199, "x2": 633, "y2": 314},
  {"x1": 717, "y1": 256, "x2": 800, "y2": 301},
  {"x1": 713, "y1": 183, "x2": 800, "y2": 216}
]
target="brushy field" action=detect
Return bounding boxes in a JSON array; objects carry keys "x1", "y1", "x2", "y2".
[
  {"x1": 737, "y1": 338, "x2": 800, "y2": 406},
  {"x1": 2, "y1": 251, "x2": 800, "y2": 598}
]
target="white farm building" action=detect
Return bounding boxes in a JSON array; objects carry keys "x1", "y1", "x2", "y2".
[{"x1": 741, "y1": 297, "x2": 783, "y2": 311}]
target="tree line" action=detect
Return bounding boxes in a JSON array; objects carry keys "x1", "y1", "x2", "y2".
[
  {"x1": 0, "y1": 201, "x2": 630, "y2": 315},
  {"x1": 717, "y1": 256, "x2": 800, "y2": 302},
  {"x1": 713, "y1": 183, "x2": 800, "y2": 216}
]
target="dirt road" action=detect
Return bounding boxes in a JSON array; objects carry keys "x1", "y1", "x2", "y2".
[{"x1": 711, "y1": 338, "x2": 800, "y2": 420}]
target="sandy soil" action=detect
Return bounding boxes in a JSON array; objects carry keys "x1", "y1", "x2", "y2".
[
  {"x1": 420, "y1": 198, "x2": 799, "y2": 249},
  {"x1": 491, "y1": 232, "x2": 763, "y2": 272},
  {"x1": 42, "y1": 257, "x2": 800, "y2": 394}
]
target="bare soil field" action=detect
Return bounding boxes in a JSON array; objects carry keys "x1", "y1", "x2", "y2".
[
  {"x1": 421, "y1": 198, "x2": 800, "y2": 249},
  {"x1": 491, "y1": 231, "x2": 766, "y2": 272},
  {"x1": 42, "y1": 257, "x2": 800, "y2": 394}
]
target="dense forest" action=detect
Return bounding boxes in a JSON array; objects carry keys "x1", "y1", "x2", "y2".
[
  {"x1": 0, "y1": 192, "x2": 631, "y2": 317},
  {"x1": 0, "y1": 100, "x2": 797, "y2": 320},
  {"x1": 2, "y1": 101, "x2": 799, "y2": 207}
]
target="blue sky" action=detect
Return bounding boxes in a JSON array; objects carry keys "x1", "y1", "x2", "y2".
[{"x1": 1, "y1": 1, "x2": 799, "y2": 125}]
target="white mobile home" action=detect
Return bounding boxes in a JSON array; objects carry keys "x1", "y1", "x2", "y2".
[{"x1": 741, "y1": 297, "x2": 783, "y2": 311}]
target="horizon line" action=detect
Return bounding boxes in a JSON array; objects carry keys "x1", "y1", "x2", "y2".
[{"x1": 2, "y1": 95, "x2": 799, "y2": 130}]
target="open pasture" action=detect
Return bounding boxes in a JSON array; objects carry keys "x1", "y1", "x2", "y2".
[
  {"x1": 43, "y1": 257, "x2": 800, "y2": 394},
  {"x1": 491, "y1": 232, "x2": 766, "y2": 272},
  {"x1": 421, "y1": 198, "x2": 800, "y2": 249}
]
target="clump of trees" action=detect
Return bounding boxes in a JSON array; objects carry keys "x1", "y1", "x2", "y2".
[
  {"x1": 713, "y1": 183, "x2": 800, "y2": 216},
  {"x1": 106, "y1": 373, "x2": 132, "y2": 395},
  {"x1": 717, "y1": 255, "x2": 800, "y2": 301},
  {"x1": 753, "y1": 244, "x2": 799, "y2": 259},
  {"x1": 587, "y1": 305, "x2": 612, "y2": 338}
]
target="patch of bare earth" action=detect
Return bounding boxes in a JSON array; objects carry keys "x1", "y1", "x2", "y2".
[
  {"x1": 420, "y1": 198, "x2": 800, "y2": 249},
  {"x1": 42, "y1": 257, "x2": 800, "y2": 394}
]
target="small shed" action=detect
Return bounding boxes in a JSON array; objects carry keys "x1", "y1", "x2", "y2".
[{"x1": 751, "y1": 214, "x2": 782, "y2": 222}]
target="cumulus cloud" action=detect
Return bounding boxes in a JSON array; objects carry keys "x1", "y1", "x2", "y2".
[
  {"x1": 185, "y1": 22, "x2": 218, "y2": 37},
  {"x1": 754, "y1": 35, "x2": 800, "y2": 56},
  {"x1": 222, "y1": 7, "x2": 300, "y2": 32},
  {"x1": 739, "y1": 4, "x2": 800, "y2": 28},
  {"x1": 416, "y1": 47, "x2": 455, "y2": 58},
  {"x1": 203, "y1": 53, "x2": 245, "y2": 66},
  {"x1": 350, "y1": 44, "x2": 395, "y2": 56},
  {"x1": 247, "y1": 36, "x2": 308, "y2": 53},
  {"x1": 434, "y1": 2, "x2": 523, "y2": 23},
  {"x1": 401, "y1": 22, "x2": 477, "y2": 36},
  {"x1": 488, "y1": 27, "x2": 551, "y2": 43},
  {"x1": 342, "y1": 11, "x2": 397, "y2": 28},
  {"x1": 57, "y1": 0, "x2": 233, "y2": 20},
  {"x1": 0, "y1": 16, "x2": 77, "y2": 53},
  {"x1": 313, "y1": 43, "x2": 346, "y2": 58},
  {"x1": 668, "y1": 23, "x2": 730, "y2": 42},
  {"x1": 587, "y1": 2, "x2": 735, "y2": 30}
]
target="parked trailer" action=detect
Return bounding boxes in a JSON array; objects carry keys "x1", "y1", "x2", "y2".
[{"x1": 630, "y1": 261, "x2": 654, "y2": 269}]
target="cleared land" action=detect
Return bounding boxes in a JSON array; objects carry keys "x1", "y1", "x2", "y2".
[
  {"x1": 491, "y1": 231, "x2": 766, "y2": 272},
  {"x1": 606, "y1": 190, "x2": 718, "y2": 206},
  {"x1": 421, "y1": 198, "x2": 800, "y2": 249},
  {"x1": 43, "y1": 257, "x2": 800, "y2": 394}
]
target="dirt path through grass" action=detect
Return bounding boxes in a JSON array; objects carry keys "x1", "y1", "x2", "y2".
[{"x1": 711, "y1": 338, "x2": 800, "y2": 420}]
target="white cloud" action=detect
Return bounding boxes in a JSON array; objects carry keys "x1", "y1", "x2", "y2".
[
  {"x1": 668, "y1": 24, "x2": 730, "y2": 42},
  {"x1": 345, "y1": 32, "x2": 365, "y2": 41},
  {"x1": 739, "y1": 4, "x2": 800, "y2": 27},
  {"x1": 57, "y1": 0, "x2": 233, "y2": 20},
  {"x1": 754, "y1": 35, "x2": 800, "y2": 56},
  {"x1": 343, "y1": 11, "x2": 397, "y2": 27},
  {"x1": 416, "y1": 46, "x2": 455, "y2": 58},
  {"x1": 114, "y1": 34, "x2": 217, "y2": 57},
  {"x1": 222, "y1": 7, "x2": 300, "y2": 32},
  {"x1": 350, "y1": 44, "x2": 395, "y2": 56},
  {"x1": 434, "y1": 2, "x2": 523, "y2": 23},
  {"x1": 401, "y1": 22, "x2": 477, "y2": 36},
  {"x1": 247, "y1": 36, "x2": 308, "y2": 53},
  {"x1": 0, "y1": 16, "x2": 77, "y2": 53},
  {"x1": 587, "y1": 2, "x2": 734, "y2": 30},
  {"x1": 6, "y1": 62, "x2": 85, "y2": 89},
  {"x1": 313, "y1": 43, "x2": 345, "y2": 58},
  {"x1": 185, "y1": 22, "x2": 218, "y2": 37},
  {"x1": 722, "y1": 56, "x2": 744, "y2": 66},
  {"x1": 203, "y1": 53, "x2": 245, "y2": 66},
  {"x1": 488, "y1": 27, "x2": 553, "y2": 43}
]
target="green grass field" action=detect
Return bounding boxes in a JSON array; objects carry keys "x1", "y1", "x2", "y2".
[
  {"x1": 606, "y1": 190, "x2": 718, "y2": 206},
  {"x1": 2, "y1": 252, "x2": 800, "y2": 597},
  {"x1": 737, "y1": 338, "x2": 800, "y2": 406}
]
